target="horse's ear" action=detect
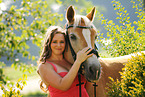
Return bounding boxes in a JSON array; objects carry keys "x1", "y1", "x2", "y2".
[
  {"x1": 66, "y1": 5, "x2": 75, "y2": 23},
  {"x1": 86, "y1": 7, "x2": 96, "y2": 21}
]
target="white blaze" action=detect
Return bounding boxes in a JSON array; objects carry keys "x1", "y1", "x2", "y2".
[{"x1": 82, "y1": 29, "x2": 92, "y2": 48}]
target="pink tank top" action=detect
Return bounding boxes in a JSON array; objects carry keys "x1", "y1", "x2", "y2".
[{"x1": 46, "y1": 61, "x2": 89, "y2": 97}]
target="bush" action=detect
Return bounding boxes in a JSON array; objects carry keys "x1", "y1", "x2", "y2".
[{"x1": 106, "y1": 52, "x2": 145, "y2": 97}]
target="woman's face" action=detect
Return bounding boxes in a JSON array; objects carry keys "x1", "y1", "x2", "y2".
[{"x1": 50, "y1": 33, "x2": 66, "y2": 55}]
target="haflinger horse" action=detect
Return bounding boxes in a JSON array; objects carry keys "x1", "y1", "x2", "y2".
[
  {"x1": 64, "y1": 5, "x2": 101, "y2": 83},
  {"x1": 64, "y1": 5, "x2": 145, "y2": 97}
]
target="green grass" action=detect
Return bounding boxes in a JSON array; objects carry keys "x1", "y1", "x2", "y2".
[
  {"x1": 3, "y1": 66, "x2": 39, "y2": 81},
  {"x1": 22, "y1": 92, "x2": 47, "y2": 97}
]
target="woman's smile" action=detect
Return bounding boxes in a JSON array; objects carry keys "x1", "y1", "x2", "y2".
[{"x1": 51, "y1": 33, "x2": 66, "y2": 55}]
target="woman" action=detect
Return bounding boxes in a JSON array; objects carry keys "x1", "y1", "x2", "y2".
[{"x1": 37, "y1": 26, "x2": 93, "y2": 97}]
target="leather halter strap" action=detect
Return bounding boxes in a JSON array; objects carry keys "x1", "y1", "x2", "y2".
[
  {"x1": 66, "y1": 24, "x2": 94, "y2": 29},
  {"x1": 66, "y1": 24, "x2": 100, "y2": 60},
  {"x1": 66, "y1": 24, "x2": 99, "y2": 97}
]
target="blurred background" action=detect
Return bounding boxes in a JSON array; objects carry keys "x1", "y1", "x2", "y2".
[{"x1": 0, "y1": 0, "x2": 144, "y2": 96}]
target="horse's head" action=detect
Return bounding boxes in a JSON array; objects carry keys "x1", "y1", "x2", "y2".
[{"x1": 64, "y1": 6, "x2": 101, "y2": 82}]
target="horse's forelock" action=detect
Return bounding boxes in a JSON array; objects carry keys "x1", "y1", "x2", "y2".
[
  {"x1": 73, "y1": 15, "x2": 97, "y2": 32},
  {"x1": 73, "y1": 15, "x2": 92, "y2": 27}
]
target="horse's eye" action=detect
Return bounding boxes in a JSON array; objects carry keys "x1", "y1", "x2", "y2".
[{"x1": 70, "y1": 34, "x2": 77, "y2": 40}]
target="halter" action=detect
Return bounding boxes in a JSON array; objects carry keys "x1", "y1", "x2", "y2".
[{"x1": 66, "y1": 24, "x2": 99, "y2": 97}]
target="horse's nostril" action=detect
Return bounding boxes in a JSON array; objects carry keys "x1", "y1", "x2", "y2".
[
  {"x1": 89, "y1": 66, "x2": 95, "y2": 74},
  {"x1": 96, "y1": 70, "x2": 99, "y2": 79}
]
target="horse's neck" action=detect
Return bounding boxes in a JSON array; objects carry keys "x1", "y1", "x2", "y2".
[
  {"x1": 100, "y1": 51, "x2": 145, "y2": 66},
  {"x1": 99, "y1": 55, "x2": 131, "y2": 66},
  {"x1": 98, "y1": 54, "x2": 132, "y2": 76},
  {"x1": 64, "y1": 45, "x2": 74, "y2": 64},
  {"x1": 98, "y1": 51, "x2": 145, "y2": 81}
]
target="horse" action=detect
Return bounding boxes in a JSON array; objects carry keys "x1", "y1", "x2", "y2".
[
  {"x1": 64, "y1": 5, "x2": 103, "y2": 96},
  {"x1": 64, "y1": 5, "x2": 145, "y2": 97},
  {"x1": 64, "y1": 5, "x2": 101, "y2": 83}
]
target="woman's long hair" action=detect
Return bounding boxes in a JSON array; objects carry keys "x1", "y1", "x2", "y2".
[
  {"x1": 38, "y1": 26, "x2": 66, "y2": 64},
  {"x1": 37, "y1": 26, "x2": 66, "y2": 93}
]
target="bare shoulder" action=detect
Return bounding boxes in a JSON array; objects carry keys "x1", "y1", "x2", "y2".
[
  {"x1": 38, "y1": 62, "x2": 54, "y2": 74},
  {"x1": 37, "y1": 61, "x2": 59, "y2": 87}
]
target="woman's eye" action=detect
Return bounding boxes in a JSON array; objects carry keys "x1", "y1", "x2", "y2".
[
  {"x1": 60, "y1": 41, "x2": 65, "y2": 43},
  {"x1": 52, "y1": 41, "x2": 57, "y2": 43},
  {"x1": 70, "y1": 34, "x2": 76, "y2": 40}
]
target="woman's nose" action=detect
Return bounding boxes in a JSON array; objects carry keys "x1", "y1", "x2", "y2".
[{"x1": 57, "y1": 43, "x2": 61, "y2": 46}]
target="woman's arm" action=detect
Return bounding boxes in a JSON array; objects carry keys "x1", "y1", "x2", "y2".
[{"x1": 39, "y1": 47, "x2": 93, "y2": 91}]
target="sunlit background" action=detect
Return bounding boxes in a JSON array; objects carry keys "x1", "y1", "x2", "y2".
[{"x1": 0, "y1": 0, "x2": 143, "y2": 96}]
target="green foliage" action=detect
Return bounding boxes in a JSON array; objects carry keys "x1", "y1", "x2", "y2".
[
  {"x1": 0, "y1": 62, "x2": 28, "y2": 97},
  {"x1": 0, "y1": 0, "x2": 63, "y2": 60},
  {"x1": 106, "y1": 52, "x2": 145, "y2": 97},
  {"x1": 1, "y1": 73, "x2": 27, "y2": 97},
  {"x1": 96, "y1": 0, "x2": 145, "y2": 96},
  {"x1": 0, "y1": 62, "x2": 7, "y2": 85},
  {"x1": 97, "y1": 0, "x2": 145, "y2": 57},
  {"x1": 106, "y1": 77, "x2": 122, "y2": 97},
  {"x1": 0, "y1": 0, "x2": 63, "y2": 96}
]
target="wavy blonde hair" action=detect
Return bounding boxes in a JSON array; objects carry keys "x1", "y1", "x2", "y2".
[{"x1": 37, "y1": 26, "x2": 66, "y2": 93}]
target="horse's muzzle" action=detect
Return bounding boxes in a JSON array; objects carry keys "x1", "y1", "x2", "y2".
[{"x1": 83, "y1": 56, "x2": 101, "y2": 82}]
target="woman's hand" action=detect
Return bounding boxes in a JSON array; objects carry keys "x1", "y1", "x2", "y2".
[{"x1": 76, "y1": 47, "x2": 93, "y2": 64}]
